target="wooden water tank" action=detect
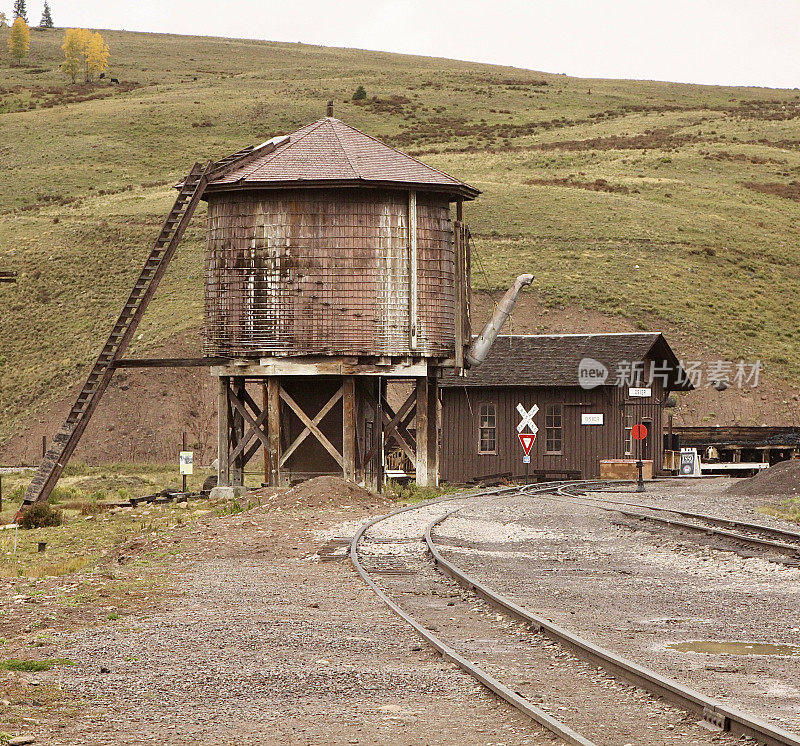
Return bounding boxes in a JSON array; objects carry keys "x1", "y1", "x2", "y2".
[{"x1": 202, "y1": 117, "x2": 479, "y2": 360}]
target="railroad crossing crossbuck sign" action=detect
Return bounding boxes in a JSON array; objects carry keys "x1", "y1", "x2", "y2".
[
  {"x1": 516, "y1": 403, "x2": 538, "y2": 462},
  {"x1": 516, "y1": 403, "x2": 539, "y2": 434}
]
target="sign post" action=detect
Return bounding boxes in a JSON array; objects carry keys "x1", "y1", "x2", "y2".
[
  {"x1": 517, "y1": 403, "x2": 539, "y2": 484},
  {"x1": 631, "y1": 423, "x2": 648, "y2": 492},
  {"x1": 179, "y1": 430, "x2": 193, "y2": 494},
  {"x1": 518, "y1": 432, "x2": 536, "y2": 484}
]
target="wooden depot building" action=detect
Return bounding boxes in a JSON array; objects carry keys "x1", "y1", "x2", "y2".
[{"x1": 439, "y1": 333, "x2": 693, "y2": 483}]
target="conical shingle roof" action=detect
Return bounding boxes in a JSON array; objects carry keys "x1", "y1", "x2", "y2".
[{"x1": 205, "y1": 117, "x2": 479, "y2": 200}]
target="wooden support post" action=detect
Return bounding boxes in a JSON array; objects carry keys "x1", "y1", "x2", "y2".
[
  {"x1": 267, "y1": 377, "x2": 281, "y2": 488},
  {"x1": 217, "y1": 376, "x2": 231, "y2": 487},
  {"x1": 231, "y1": 377, "x2": 246, "y2": 486},
  {"x1": 262, "y1": 382, "x2": 268, "y2": 486},
  {"x1": 342, "y1": 376, "x2": 357, "y2": 482},
  {"x1": 375, "y1": 377, "x2": 384, "y2": 491},
  {"x1": 415, "y1": 375, "x2": 439, "y2": 487}
]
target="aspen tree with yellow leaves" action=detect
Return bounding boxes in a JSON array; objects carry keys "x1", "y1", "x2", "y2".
[
  {"x1": 85, "y1": 32, "x2": 110, "y2": 81},
  {"x1": 60, "y1": 28, "x2": 87, "y2": 82},
  {"x1": 8, "y1": 16, "x2": 30, "y2": 66},
  {"x1": 60, "y1": 28, "x2": 111, "y2": 83}
]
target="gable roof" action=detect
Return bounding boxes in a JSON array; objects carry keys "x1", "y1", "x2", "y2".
[
  {"x1": 205, "y1": 117, "x2": 479, "y2": 200},
  {"x1": 440, "y1": 333, "x2": 693, "y2": 390}
]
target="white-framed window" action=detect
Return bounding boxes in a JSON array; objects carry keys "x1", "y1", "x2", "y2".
[
  {"x1": 545, "y1": 403, "x2": 563, "y2": 454},
  {"x1": 478, "y1": 403, "x2": 497, "y2": 454},
  {"x1": 624, "y1": 412, "x2": 636, "y2": 455}
]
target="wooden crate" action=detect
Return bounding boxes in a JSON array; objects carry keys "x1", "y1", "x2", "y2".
[{"x1": 599, "y1": 459, "x2": 653, "y2": 480}]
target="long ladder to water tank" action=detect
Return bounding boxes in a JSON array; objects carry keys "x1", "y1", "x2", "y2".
[{"x1": 20, "y1": 162, "x2": 213, "y2": 508}]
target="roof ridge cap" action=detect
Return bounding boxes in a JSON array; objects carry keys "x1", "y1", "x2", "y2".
[
  {"x1": 329, "y1": 118, "x2": 362, "y2": 179},
  {"x1": 248, "y1": 118, "x2": 329, "y2": 170}
]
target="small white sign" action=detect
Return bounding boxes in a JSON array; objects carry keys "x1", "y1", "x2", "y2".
[
  {"x1": 678, "y1": 448, "x2": 701, "y2": 477},
  {"x1": 522, "y1": 454, "x2": 531, "y2": 464},
  {"x1": 629, "y1": 387, "x2": 652, "y2": 398},
  {"x1": 179, "y1": 451, "x2": 194, "y2": 476},
  {"x1": 581, "y1": 413, "x2": 604, "y2": 425}
]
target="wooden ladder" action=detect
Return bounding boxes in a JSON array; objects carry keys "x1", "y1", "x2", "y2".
[{"x1": 21, "y1": 162, "x2": 213, "y2": 508}]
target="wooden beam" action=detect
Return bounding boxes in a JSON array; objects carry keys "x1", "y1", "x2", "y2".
[
  {"x1": 228, "y1": 397, "x2": 269, "y2": 466},
  {"x1": 342, "y1": 377, "x2": 356, "y2": 482},
  {"x1": 217, "y1": 376, "x2": 231, "y2": 487},
  {"x1": 375, "y1": 377, "x2": 384, "y2": 490},
  {"x1": 279, "y1": 387, "x2": 344, "y2": 469},
  {"x1": 416, "y1": 375, "x2": 439, "y2": 487},
  {"x1": 363, "y1": 389, "x2": 416, "y2": 465},
  {"x1": 267, "y1": 378, "x2": 281, "y2": 488},
  {"x1": 279, "y1": 385, "x2": 343, "y2": 467},
  {"x1": 231, "y1": 378, "x2": 246, "y2": 486},
  {"x1": 113, "y1": 357, "x2": 229, "y2": 368}
]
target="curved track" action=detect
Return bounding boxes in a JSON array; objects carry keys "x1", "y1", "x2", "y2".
[
  {"x1": 551, "y1": 482, "x2": 800, "y2": 565},
  {"x1": 351, "y1": 481, "x2": 800, "y2": 746}
]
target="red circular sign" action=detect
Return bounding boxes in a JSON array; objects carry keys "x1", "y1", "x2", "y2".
[{"x1": 631, "y1": 423, "x2": 648, "y2": 441}]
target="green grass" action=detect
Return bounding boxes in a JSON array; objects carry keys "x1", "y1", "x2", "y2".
[
  {"x1": 1, "y1": 28, "x2": 799, "y2": 444},
  {"x1": 0, "y1": 657, "x2": 75, "y2": 672},
  {"x1": 758, "y1": 498, "x2": 800, "y2": 524},
  {"x1": 0, "y1": 462, "x2": 234, "y2": 579}
]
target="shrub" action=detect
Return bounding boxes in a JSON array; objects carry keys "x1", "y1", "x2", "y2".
[
  {"x1": 19, "y1": 502, "x2": 63, "y2": 529},
  {"x1": 352, "y1": 85, "x2": 367, "y2": 101}
]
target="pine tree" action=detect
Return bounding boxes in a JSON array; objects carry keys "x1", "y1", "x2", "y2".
[
  {"x1": 12, "y1": 0, "x2": 27, "y2": 23},
  {"x1": 353, "y1": 86, "x2": 367, "y2": 101},
  {"x1": 8, "y1": 16, "x2": 30, "y2": 65},
  {"x1": 39, "y1": 1, "x2": 53, "y2": 28},
  {"x1": 85, "y1": 31, "x2": 109, "y2": 81}
]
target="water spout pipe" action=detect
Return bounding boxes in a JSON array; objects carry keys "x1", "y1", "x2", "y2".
[{"x1": 465, "y1": 274, "x2": 534, "y2": 367}]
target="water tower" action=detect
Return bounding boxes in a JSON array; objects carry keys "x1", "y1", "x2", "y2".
[
  {"x1": 22, "y1": 107, "x2": 531, "y2": 510},
  {"x1": 204, "y1": 112, "x2": 480, "y2": 491}
]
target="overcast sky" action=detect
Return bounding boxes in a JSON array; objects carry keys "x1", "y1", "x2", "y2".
[{"x1": 21, "y1": 0, "x2": 800, "y2": 89}]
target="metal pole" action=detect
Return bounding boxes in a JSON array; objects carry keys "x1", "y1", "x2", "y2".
[
  {"x1": 636, "y1": 434, "x2": 645, "y2": 492},
  {"x1": 42, "y1": 435, "x2": 46, "y2": 459},
  {"x1": 525, "y1": 459, "x2": 529, "y2": 485}
]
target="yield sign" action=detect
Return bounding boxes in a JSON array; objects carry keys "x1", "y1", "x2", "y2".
[
  {"x1": 518, "y1": 432, "x2": 536, "y2": 456},
  {"x1": 516, "y1": 403, "x2": 539, "y2": 434}
]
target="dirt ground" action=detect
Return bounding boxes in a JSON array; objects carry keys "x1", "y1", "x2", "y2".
[{"x1": 2, "y1": 488, "x2": 547, "y2": 746}]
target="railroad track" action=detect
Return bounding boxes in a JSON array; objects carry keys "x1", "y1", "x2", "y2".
[
  {"x1": 551, "y1": 482, "x2": 800, "y2": 566},
  {"x1": 351, "y1": 481, "x2": 800, "y2": 746}
]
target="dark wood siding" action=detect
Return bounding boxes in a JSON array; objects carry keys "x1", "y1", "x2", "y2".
[{"x1": 440, "y1": 383, "x2": 666, "y2": 483}]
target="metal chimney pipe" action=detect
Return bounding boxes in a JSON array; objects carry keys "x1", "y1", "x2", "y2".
[
  {"x1": 465, "y1": 274, "x2": 534, "y2": 367},
  {"x1": 327, "y1": 100, "x2": 334, "y2": 117}
]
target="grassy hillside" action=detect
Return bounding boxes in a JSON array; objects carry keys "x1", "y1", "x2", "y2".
[{"x1": 1, "y1": 27, "x2": 799, "y2": 445}]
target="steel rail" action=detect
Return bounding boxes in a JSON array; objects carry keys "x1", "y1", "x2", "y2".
[
  {"x1": 552, "y1": 485, "x2": 800, "y2": 562},
  {"x1": 426, "y1": 508, "x2": 800, "y2": 746},
  {"x1": 560, "y1": 485, "x2": 800, "y2": 544},
  {"x1": 350, "y1": 482, "x2": 599, "y2": 746}
]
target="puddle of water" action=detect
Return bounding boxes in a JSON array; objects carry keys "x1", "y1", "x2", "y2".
[{"x1": 668, "y1": 640, "x2": 800, "y2": 656}]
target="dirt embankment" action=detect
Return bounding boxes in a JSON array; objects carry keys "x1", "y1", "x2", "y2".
[
  {"x1": 2, "y1": 293, "x2": 799, "y2": 467},
  {"x1": 726, "y1": 459, "x2": 800, "y2": 498}
]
